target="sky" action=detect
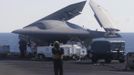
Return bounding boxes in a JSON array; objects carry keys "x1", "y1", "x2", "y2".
[{"x1": 0, "y1": 0, "x2": 134, "y2": 33}]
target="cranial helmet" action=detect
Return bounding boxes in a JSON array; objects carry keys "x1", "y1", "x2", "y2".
[{"x1": 54, "y1": 41, "x2": 60, "y2": 48}]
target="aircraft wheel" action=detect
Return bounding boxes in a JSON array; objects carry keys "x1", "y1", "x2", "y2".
[
  {"x1": 105, "y1": 58, "x2": 111, "y2": 63},
  {"x1": 92, "y1": 56, "x2": 98, "y2": 63},
  {"x1": 119, "y1": 59, "x2": 125, "y2": 63},
  {"x1": 38, "y1": 54, "x2": 45, "y2": 60}
]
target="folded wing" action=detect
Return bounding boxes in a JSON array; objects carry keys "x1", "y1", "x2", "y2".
[
  {"x1": 89, "y1": 0, "x2": 119, "y2": 32},
  {"x1": 39, "y1": 1, "x2": 86, "y2": 21}
]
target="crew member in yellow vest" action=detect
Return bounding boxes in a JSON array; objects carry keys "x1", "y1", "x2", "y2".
[{"x1": 52, "y1": 41, "x2": 64, "y2": 75}]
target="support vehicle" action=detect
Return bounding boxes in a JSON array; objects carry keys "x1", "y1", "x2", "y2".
[{"x1": 91, "y1": 39, "x2": 125, "y2": 63}]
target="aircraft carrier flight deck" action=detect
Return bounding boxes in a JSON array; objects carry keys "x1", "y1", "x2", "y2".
[{"x1": 0, "y1": 59, "x2": 133, "y2": 75}]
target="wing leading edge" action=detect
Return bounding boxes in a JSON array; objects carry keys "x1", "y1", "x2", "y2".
[{"x1": 37, "y1": 1, "x2": 86, "y2": 22}]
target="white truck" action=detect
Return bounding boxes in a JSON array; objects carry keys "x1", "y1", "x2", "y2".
[
  {"x1": 37, "y1": 44, "x2": 87, "y2": 60},
  {"x1": 61, "y1": 44, "x2": 87, "y2": 60}
]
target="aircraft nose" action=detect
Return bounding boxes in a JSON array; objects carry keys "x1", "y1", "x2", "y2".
[{"x1": 12, "y1": 29, "x2": 24, "y2": 34}]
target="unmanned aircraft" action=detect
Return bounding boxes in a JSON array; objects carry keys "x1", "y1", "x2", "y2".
[{"x1": 12, "y1": 1, "x2": 120, "y2": 45}]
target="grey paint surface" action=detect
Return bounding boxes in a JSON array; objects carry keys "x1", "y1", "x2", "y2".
[{"x1": 12, "y1": 1, "x2": 120, "y2": 44}]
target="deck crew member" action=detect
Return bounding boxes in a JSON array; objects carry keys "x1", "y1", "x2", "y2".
[{"x1": 52, "y1": 41, "x2": 64, "y2": 75}]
